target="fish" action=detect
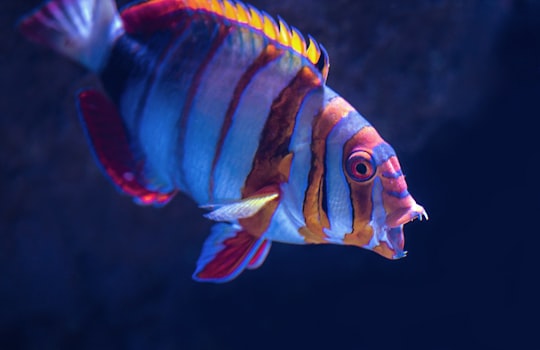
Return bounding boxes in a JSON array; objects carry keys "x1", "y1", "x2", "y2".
[{"x1": 19, "y1": 0, "x2": 428, "y2": 283}]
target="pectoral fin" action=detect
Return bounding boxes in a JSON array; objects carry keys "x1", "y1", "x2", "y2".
[{"x1": 201, "y1": 192, "x2": 279, "y2": 222}]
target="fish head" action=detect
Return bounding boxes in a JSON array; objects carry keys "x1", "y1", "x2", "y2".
[{"x1": 319, "y1": 102, "x2": 427, "y2": 259}]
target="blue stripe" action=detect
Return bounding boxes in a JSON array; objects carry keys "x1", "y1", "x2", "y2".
[
  {"x1": 387, "y1": 189, "x2": 410, "y2": 199},
  {"x1": 365, "y1": 177, "x2": 385, "y2": 249},
  {"x1": 265, "y1": 202, "x2": 307, "y2": 244},
  {"x1": 173, "y1": 25, "x2": 231, "y2": 196},
  {"x1": 372, "y1": 142, "x2": 397, "y2": 166},
  {"x1": 138, "y1": 21, "x2": 220, "y2": 192},
  {"x1": 282, "y1": 87, "x2": 324, "y2": 227},
  {"x1": 133, "y1": 30, "x2": 188, "y2": 137},
  {"x1": 324, "y1": 95, "x2": 371, "y2": 240},
  {"x1": 382, "y1": 169, "x2": 403, "y2": 178},
  {"x1": 117, "y1": 35, "x2": 169, "y2": 137},
  {"x1": 212, "y1": 50, "x2": 303, "y2": 201},
  {"x1": 182, "y1": 28, "x2": 266, "y2": 204}
]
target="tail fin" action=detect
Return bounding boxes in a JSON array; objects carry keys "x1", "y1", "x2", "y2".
[{"x1": 18, "y1": 0, "x2": 124, "y2": 72}]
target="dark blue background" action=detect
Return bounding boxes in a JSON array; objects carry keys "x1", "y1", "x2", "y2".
[{"x1": 1, "y1": 0, "x2": 539, "y2": 349}]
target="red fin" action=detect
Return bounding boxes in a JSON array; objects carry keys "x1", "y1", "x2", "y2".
[
  {"x1": 247, "y1": 239, "x2": 271, "y2": 270},
  {"x1": 77, "y1": 90, "x2": 176, "y2": 206},
  {"x1": 120, "y1": 0, "x2": 192, "y2": 35},
  {"x1": 193, "y1": 224, "x2": 269, "y2": 283}
]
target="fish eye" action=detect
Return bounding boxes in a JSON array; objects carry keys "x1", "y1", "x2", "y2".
[{"x1": 346, "y1": 150, "x2": 376, "y2": 182}]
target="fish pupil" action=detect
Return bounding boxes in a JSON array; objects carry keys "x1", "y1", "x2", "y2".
[{"x1": 356, "y1": 163, "x2": 368, "y2": 175}]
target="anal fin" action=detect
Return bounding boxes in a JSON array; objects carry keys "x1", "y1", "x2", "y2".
[
  {"x1": 193, "y1": 223, "x2": 271, "y2": 283},
  {"x1": 247, "y1": 239, "x2": 272, "y2": 270},
  {"x1": 77, "y1": 89, "x2": 176, "y2": 206}
]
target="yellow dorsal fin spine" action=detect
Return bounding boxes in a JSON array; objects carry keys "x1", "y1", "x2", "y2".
[
  {"x1": 290, "y1": 27, "x2": 306, "y2": 56},
  {"x1": 248, "y1": 5, "x2": 264, "y2": 30},
  {"x1": 235, "y1": 2, "x2": 250, "y2": 24},
  {"x1": 191, "y1": 0, "x2": 202, "y2": 10},
  {"x1": 262, "y1": 12, "x2": 278, "y2": 41},
  {"x1": 306, "y1": 34, "x2": 321, "y2": 64},
  {"x1": 223, "y1": 0, "x2": 237, "y2": 20},
  {"x1": 210, "y1": 0, "x2": 224, "y2": 15},
  {"x1": 200, "y1": 0, "x2": 212, "y2": 12},
  {"x1": 200, "y1": 0, "x2": 209, "y2": 12},
  {"x1": 183, "y1": 0, "x2": 328, "y2": 73},
  {"x1": 277, "y1": 16, "x2": 292, "y2": 46}
]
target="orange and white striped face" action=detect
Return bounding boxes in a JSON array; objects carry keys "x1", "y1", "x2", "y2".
[
  {"x1": 340, "y1": 125, "x2": 427, "y2": 259},
  {"x1": 295, "y1": 92, "x2": 427, "y2": 259}
]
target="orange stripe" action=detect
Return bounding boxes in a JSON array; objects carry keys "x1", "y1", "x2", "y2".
[
  {"x1": 209, "y1": 45, "x2": 283, "y2": 197},
  {"x1": 242, "y1": 66, "x2": 322, "y2": 196},
  {"x1": 239, "y1": 66, "x2": 322, "y2": 237},
  {"x1": 300, "y1": 97, "x2": 354, "y2": 243}
]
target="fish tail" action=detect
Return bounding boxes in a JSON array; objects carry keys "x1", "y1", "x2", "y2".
[{"x1": 18, "y1": 0, "x2": 124, "y2": 73}]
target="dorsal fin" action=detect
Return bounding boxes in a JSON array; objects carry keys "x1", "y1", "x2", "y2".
[{"x1": 120, "y1": 0, "x2": 330, "y2": 80}]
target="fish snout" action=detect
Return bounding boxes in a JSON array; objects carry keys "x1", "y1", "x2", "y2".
[
  {"x1": 378, "y1": 201, "x2": 427, "y2": 259},
  {"x1": 378, "y1": 156, "x2": 428, "y2": 228},
  {"x1": 386, "y1": 202, "x2": 428, "y2": 228},
  {"x1": 371, "y1": 156, "x2": 428, "y2": 259}
]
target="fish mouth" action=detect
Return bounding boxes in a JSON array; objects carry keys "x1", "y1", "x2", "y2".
[
  {"x1": 384, "y1": 204, "x2": 428, "y2": 259},
  {"x1": 387, "y1": 203, "x2": 429, "y2": 228}
]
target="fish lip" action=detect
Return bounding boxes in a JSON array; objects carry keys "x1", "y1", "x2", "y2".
[
  {"x1": 387, "y1": 226, "x2": 407, "y2": 259},
  {"x1": 386, "y1": 203, "x2": 428, "y2": 229},
  {"x1": 385, "y1": 204, "x2": 428, "y2": 259}
]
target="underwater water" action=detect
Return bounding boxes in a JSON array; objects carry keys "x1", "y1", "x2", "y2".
[{"x1": 1, "y1": 0, "x2": 539, "y2": 349}]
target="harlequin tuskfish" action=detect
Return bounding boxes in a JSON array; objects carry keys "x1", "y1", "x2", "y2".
[{"x1": 20, "y1": 0, "x2": 428, "y2": 283}]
